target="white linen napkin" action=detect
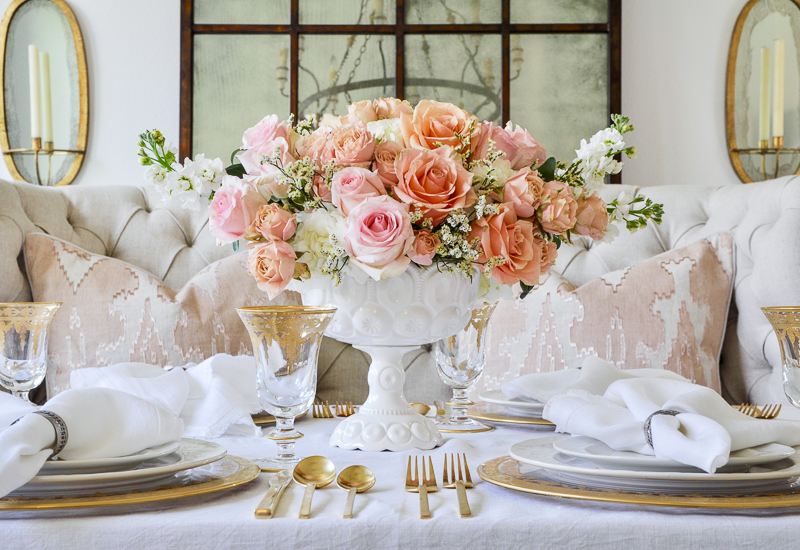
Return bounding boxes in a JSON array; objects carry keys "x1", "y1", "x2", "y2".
[
  {"x1": 544, "y1": 377, "x2": 800, "y2": 473},
  {"x1": 502, "y1": 355, "x2": 690, "y2": 403},
  {"x1": 71, "y1": 354, "x2": 262, "y2": 438},
  {"x1": 0, "y1": 388, "x2": 183, "y2": 498}
]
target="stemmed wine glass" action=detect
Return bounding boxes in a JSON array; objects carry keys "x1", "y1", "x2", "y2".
[
  {"x1": 434, "y1": 301, "x2": 497, "y2": 433},
  {"x1": 237, "y1": 305, "x2": 336, "y2": 471},
  {"x1": 0, "y1": 303, "x2": 61, "y2": 403}
]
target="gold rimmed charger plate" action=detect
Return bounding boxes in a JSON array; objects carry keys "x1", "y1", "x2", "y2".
[
  {"x1": 0, "y1": 456, "x2": 260, "y2": 511},
  {"x1": 478, "y1": 456, "x2": 800, "y2": 509},
  {"x1": 468, "y1": 402, "x2": 554, "y2": 427}
]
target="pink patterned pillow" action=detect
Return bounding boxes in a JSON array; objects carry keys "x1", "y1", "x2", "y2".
[
  {"x1": 24, "y1": 233, "x2": 298, "y2": 397},
  {"x1": 477, "y1": 233, "x2": 735, "y2": 395}
]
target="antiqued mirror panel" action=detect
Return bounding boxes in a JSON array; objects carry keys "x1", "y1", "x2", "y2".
[
  {"x1": 300, "y1": 0, "x2": 396, "y2": 25},
  {"x1": 406, "y1": 0, "x2": 501, "y2": 25},
  {"x1": 511, "y1": 0, "x2": 608, "y2": 24},
  {"x1": 195, "y1": 0, "x2": 290, "y2": 25}
]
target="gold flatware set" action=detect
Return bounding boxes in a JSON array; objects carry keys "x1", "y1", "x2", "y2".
[
  {"x1": 737, "y1": 403, "x2": 782, "y2": 419},
  {"x1": 405, "y1": 453, "x2": 475, "y2": 519},
  {"x1": 312, "y1": 401, "x2": 356, "y2": 419}
]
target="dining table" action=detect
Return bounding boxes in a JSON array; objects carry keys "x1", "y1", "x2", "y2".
[{"x1": 3, "y1": 416, "x2": 800, "y2": 550}]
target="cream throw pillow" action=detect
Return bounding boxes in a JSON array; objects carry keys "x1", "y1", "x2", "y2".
[
  {"x1": 477, "y1": 233, "x2": 735, "y2": 395},
  {"x1": 24, "y1": 233, "x2": 298, "y2": 397}
]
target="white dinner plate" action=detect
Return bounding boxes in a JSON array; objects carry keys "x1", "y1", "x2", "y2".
[
  {"x1": 38, "y1": 441, "x2": 182, "y2": 475},
  {"x1": 478, "y1": 390, "x2": 544, "y2": 417},
  {"x1": 11, "y1": 439, "x2": 226, "y2": 496},
  {"x1": 509, "y1": 436, "x2": 800, "y2": 493},
  {"x1": 552, "y1": 436, "x2": 796, "y2": 472}
]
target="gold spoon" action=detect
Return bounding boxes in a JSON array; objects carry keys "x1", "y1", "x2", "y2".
[
  {"x1": 293, "y1": 456, "x2": 336, "y2": 519},
  {"x1": 336, "y1": 465, "x2": 376, "y2": 519},
  {"x1": 410, "y1": 402, "x2": 431, "y2": 416}
]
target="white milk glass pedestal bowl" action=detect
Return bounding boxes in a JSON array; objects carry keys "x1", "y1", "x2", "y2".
[{"x1": 296, "y1": 265, "x2": 480, "y2": 452}]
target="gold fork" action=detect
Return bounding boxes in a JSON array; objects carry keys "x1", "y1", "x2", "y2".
[
  {"x1": 335, "y1": 401, "x2": 356, "y2": 417},
  {"x1": 405, "y1": 456, "x2": 437, "y2": 519},
  {"x1": 312, "y1": 401, "x2": 333, "y2": 419},
  {"x1": 738, "y1": 403, "x2": 782, "y2": 419},
  {"x1": 443, "y1": 453, "x2": 473, "y2": 518}
]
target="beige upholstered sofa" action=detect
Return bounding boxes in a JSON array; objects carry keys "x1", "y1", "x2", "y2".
[{"x1": 2, "y1": 176, "x2": 799, "y2": 410}]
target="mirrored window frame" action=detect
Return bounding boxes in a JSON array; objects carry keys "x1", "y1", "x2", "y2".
[{"x1": 181, "y1": 0, "x2": 621, "y2": 181}]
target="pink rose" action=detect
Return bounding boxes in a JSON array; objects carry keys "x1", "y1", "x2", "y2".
[
  {"x1": 343, "y1": 195, "x2": 415, "y2": 280},
  {"x1": 474, "y1": 122, "x2": 547, "y2": 170},
  {"x1": 374, "y1": 141, "x2": 402, "y2": 186},
  {"x1": 400, "y1": 99, "x2": 480, "y2": 151},
  {"x1": 393, "y1": 146, "x2": 476, "y2": 225},
  {"x1": 330, "y1": 167, "x2": 387, "y2": 216},
  {"x1": 245, "y1": 203, "x2": 296, "y2": 242},
  {"x1": 539, "y1": 181, "x2": 578, "y2": 235},
  {"x1": 296, "y1": 126, "x2": 335, "y2": 163},
  {"x1": 242, "y1": 115, "x2": 291, "y2": 150},
  {"x1": 209, "y1": 176, "x2": 267, "y2": 243},
  {"x1": 408, "y1": 230, "x2": 440, "y2": 266},
  {"x1": 340, "y1": 100, "x2": 378, "y2": 125},
  {"x1": 247, "y1": 240, "x2": 297, "y2": 300},
  {"x1": 574, "y1": 193, "x2": 609, "y2": 240},
  {"x1": 373, "y1": 97, "x2": 413, "y2": 119},
  {"x1": 469, "y1": 203, "x2": 541, "y2": 286},
  {"x1": 330, "y1": 123, "x2": 375, "y2": 166},
  {"x1": 238, "y1": 137, "x2": 295, "y2": 177},
  {"x1": 503, "y1": 167, "x2": 545, "y2": 218}
]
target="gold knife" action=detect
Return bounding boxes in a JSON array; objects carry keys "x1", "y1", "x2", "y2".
[{"x1": 255, "y1": 469, "x2": 293, "y2": 518}]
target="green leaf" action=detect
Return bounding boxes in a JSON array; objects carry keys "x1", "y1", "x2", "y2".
[
  {"x1": 232, "y1": 241, "x2": 239, "y2": 252},
  {"x1": 230, "y1": 148, "x2": 244, "y2": 164},
  {"x1": 538, "y1": 157, "x2": 556, "y2": 182},
  {"x1": 519, "y1": 282, "x2": 535, "y2": 300},
  {"x1": 225, "y1": 163, "x2": 246, "y2": 178}
]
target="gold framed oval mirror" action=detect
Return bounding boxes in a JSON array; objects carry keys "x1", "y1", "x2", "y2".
[
  {"x1": 0, "y1": 0, "x2": 87, "y2": 187},
  {"x1": 727, "y1": 0, "x2": 800, "y2": 183}
]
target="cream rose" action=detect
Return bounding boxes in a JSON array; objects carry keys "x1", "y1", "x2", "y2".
[
  {"x1": 366, "y1": 118, "x2": 405, "y2": 146},
  {"x1": 330, "y1": 123, "x2": 376, "y2": 166},
  {"x1": 393, "y1": 146, "x2": 476, "y2": 225},
  {"x1": 400, "y1": 99, "x2": 480, "y2": 151},
  {"x1": 539, "y1": 181, "x2": 578, "y2": 235},
  {"x1": 330, "y1": 167, "x2": 387, "y2": 216},
  {"x1": 343, "y1": 195, "x2": 414, "y2": 281},
  {"x1": 247, "y1": 240, "x2": 297, "y2": 300}
]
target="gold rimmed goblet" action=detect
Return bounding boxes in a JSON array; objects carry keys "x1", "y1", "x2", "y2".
[
  {"x1": 762, "y1": 307, "x2": 800, "y2": 408},
  {"x1": 0, "y1": 302, "x2": 61, "y2": 404},
  {"x1": 237, "y1": 305, "x2": 336, "y2": 472},
  {"x1": 434, "y1": 301, "x2": 497, "y2": 433}
]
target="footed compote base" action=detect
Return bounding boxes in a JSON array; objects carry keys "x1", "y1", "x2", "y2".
[
  {"x1": 437, "y1": 418, "x2": 494, "y2": 434},
  {"x1": 329, "y1": 344, "x2": 444, "y2": 452}
]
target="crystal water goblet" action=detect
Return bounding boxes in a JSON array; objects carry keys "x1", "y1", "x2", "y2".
[
  {"x1": 237, "y1": 305, "x2": 336, "y2": 471},
  {"x1": 0, "y1": 303, "x2": 61, "y2": 404},
  {"x1": 434, "y1": 301, "x2": 497, "y2": 433},
  {"x1": 762, "y1": 307, "x2": 800, "y2": 408}
]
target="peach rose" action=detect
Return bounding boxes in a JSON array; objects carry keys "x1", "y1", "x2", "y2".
[
  {"x1": 374, "y1": 141, "x2": 402, "y2": 186},
  {"x1": 503, "y1": 167, "x2": 545, "y2": 218},
  {"x1": 474, "y1": 122, "x2": 547, "y2": 170},
  {"x1": 245, "y1": 203, "x2": 296, "y2": 241},
  {"x1": 539, "y1": 237, "x2": 558, "y2": 277},
  {"x1": 470, "y1": 203, "x2": 541, "y2": 286},
  {"x1": 393, "y1": 146, "x2": 476, "y2": 225},
  {"x1": 247, "y1": 240, "x2": 296, "y2": 300},
  {"x1": 313, "y1": 174, "x2": 332, "y2": 202},
  {"x1": 340, "y1": 100, "x2": 378, "y2": 125},
  {"x1": 400, "y1": 99, "x2": 480, "y2": 151},
  {"x1": 343, "y1": 195, "x2": 414, "y2": 280},
  {"x1": 408, "y1": 229, "x2": 440, "y2": 266},
  {"x1": 295, "y1": 126, "x2": 335, "y2": 164},
  {"x1": 373, "y1": 97, "x2": 413, "y2": 119},
  {"x1": 242, "y1": 114, "x2": 291, "y2": 150},
  {"x1": 539, "y1": 181, "x2": 578, "y2": 235},
  {"x1": 209, "y1": 176, "x2": 267, "y2": 243},
  {"x1": 574, "y1": 193, "x2": 609, "y2": 240},
  {"x1": 330, "y1": 167, "x2": 387, "y2": 216},
  {"x1": 330, "y1": 123, "x2": 376, "y2": 166}
]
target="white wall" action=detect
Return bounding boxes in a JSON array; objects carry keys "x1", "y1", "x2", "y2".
[{"x1": 1, "y1": 0, "x2": 745, "y2": 188}]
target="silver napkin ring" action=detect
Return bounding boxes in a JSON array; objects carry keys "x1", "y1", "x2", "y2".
[
  {"x1": 643, "y1": 409, "x2": 680, "y2": 449},
  {"x1": 33, "y1": 410, "x2": 69, "y2": 458}
]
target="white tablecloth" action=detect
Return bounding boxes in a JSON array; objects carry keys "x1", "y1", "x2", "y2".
[{"x1": 3, "y1": 417, "x2": 800, "y2": 550}]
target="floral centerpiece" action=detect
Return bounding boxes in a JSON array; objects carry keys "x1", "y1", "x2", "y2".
[{"x1": 138, "y1": 98, "x2": 662, "y2": 306}]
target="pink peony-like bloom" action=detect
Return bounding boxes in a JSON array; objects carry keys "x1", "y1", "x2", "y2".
[
  {"x1": 330, "y1": 167, "x2": 387, "y2": 216},
  {"x1": 503, "y1": 167, "x2": 545, "y2": 218},
  {"x1": 247, "y1": 240, "x2": 297, "y2": 300},
  {"x1": 408, "y1": 229, "x2": 440, "y2": 266},
  {"x1": 474, "y1": 122, "x2": 547, "y2": 170},
  {"x1": 469, "y1": 203, "x2": 541, "y2": 286},
  {"x1": 295, "y1": 126, "x2": 335, "y2": 164},
  {"x1": 343, "y1": 195, "x2": 415, "y2": 280},
  {"x1": 574, "y1": 193, "x2": 609, "y2": 240},
  {"x1": 400, "y1": 99, "x2": 481, "y2": 151},
  {"x1": 393, "y1": 146, "x2": 476, "y2": 225},
  {"x1": 209, "y1": 176, "x2": 267, "y2": 243},
  {"x1": 539, "y1": 180, "x2": 578, "y2": 235},
  {"x1": 246, "y1": 203, "x2": 296, "y2": 241},
  {"x1": 330, "y1": 123, "x2": 376, "y2": 166},
  {"x1": 373, "y1": 97, "x2": 413, "y2": 119},
  {"x1": 242, "y1": 114, "x2": 291, "y2": 150},
  {"x1": 340, "y1": 100, "x2": 378, "y2": 125},
  {"x1": 374, "y1": 141, "x2": 403, "y2": 186}
]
